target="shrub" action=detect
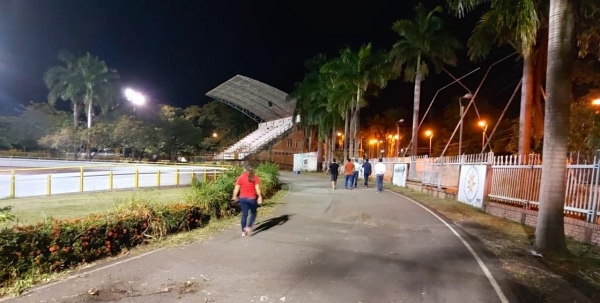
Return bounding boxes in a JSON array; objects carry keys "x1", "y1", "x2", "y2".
[
  {"x1": 0, "y1": 162, "x2": 280, "y2": 293},
  {"x1": 0, "y1": 206, "x2": 14, "y2": 224}
]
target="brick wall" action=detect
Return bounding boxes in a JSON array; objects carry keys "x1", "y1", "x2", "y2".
[
  {"x1": 485, "y1": 202, "x2": 600, "y2": 245},
  {"x1": 246, "y1": 129, "x2": 308, "y2": 170}
]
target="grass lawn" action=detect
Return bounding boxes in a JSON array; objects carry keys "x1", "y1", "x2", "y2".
[
  {"x1": 0, "y1": 187, "x2": 189, "y2": 226},
  {"x1": 0, "y1": 184, "x2": 289, "y2": 297}
]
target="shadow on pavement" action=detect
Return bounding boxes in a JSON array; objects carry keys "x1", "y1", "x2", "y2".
[{"x1": 252, "y1": 214, "x2": 293, "y2": 235}]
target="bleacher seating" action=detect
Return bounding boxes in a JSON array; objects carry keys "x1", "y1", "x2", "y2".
[{"x1": 214, "y1": 116, "x2": 294, "y2": 160}]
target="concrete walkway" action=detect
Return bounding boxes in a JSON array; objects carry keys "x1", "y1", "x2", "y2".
[{"x1": 7, "y1": 172, "x2": 511, "y2": 303}]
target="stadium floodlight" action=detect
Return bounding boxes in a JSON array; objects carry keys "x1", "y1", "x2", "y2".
[{"x1": 125, "y1": 88, "x2": 146, "y2": 105}]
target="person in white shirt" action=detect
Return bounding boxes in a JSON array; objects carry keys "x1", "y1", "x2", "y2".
[
  {"x1": 374, "y1": 158, "x2": 387, "y2": 193},
  {"x1": 353, "y1": 159, "x2": 361, "y2": 188}
]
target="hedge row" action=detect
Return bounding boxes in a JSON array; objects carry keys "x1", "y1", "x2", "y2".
[{"x1": 0, "y1": 162, "x2": 280, "y2": 291}]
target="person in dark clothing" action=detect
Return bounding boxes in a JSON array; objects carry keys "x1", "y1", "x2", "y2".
[
  {"x1": 325, "y1": 158, "x2": 340, "y2": 190},
  {"x1": 362, "y1": 159, "x2": 372, "y2": 187}
]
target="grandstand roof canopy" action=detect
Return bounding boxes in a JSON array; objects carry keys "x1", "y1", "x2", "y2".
[{"x1": 206, "y1": 75, "x2": 296, "y2": 123}]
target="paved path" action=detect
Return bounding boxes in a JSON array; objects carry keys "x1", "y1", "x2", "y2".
[{"x1": 6, "y1": 172, "x2": 511, "y2": 303}]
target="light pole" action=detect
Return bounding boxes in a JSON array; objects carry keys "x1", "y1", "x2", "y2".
[
  {"x1": 425, "y1": 130, "x2": 433, "y2": 156},
  {"x1": 396, "y1": 119, "x2": 404, "y2": 157},
  {"x1": 125, "y1": 88, "x2": 146, "y2": 118},
  {"x1": 478, "y1": 120, "x2": 488, "y2": 152},
  {"x1": 458, "y1": 93, "x2": 472, "y2": 156}
]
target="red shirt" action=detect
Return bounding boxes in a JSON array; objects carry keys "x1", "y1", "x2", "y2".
[{"x1": 236, "y1": 172, "x2": 261, "y2": 199}]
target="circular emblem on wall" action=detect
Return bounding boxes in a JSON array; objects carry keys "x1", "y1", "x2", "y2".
[{"x1": 464, "y1": 166, "x2": 480, "y2": 203}]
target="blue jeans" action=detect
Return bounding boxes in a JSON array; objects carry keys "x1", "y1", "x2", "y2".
[
  {"x1": 240, "y1": 198, "x2": 258, "y2": 230},
  {"x1": 364, "y1": 173, "x2": 370, "y2": 186},
  {"x1": 353, "y1": 171, "x2": 359, "y2": 188},
  {"x1": 376, "y1": 174, "x2": 384, "y2": 192},
  {"x1": 345, "y1": 175, "x2": 354, "y2": 189}
]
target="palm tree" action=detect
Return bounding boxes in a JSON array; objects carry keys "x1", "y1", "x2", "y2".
[
  {"x1": 75, "y1": 53, "x2": 119, "y2": 129},
  {"x1": 534, "y1": 0, "x2": 575, "y2": 255},
  {"x1": 321, "y1": 44, "x2": 392, "y2": 160},
  {"x1": 45, "y1": 52, "x2": 119, "y2": 160},
  {"x1": 446, "y1": 0, "x2": 544, "y2": 158},
  {"x1": 290, "y1": 55, "x2": 344, "y2": 165},
  {"x1": 44, "y1": 50, "x2": 84, "y2": 129},
  {"x1": 390, "y1": 3, "x2": 462, "y2": 156}
]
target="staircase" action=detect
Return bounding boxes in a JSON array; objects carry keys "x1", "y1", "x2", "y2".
[{"x1": 214, "y1": 117, "x2": 294, "y2": 160}]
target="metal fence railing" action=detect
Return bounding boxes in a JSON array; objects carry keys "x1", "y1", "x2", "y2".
[{"x1": 0, "y1": 162, "x2": 228, "y2": 199}]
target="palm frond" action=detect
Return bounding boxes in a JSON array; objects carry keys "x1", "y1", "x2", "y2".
[{"x1": 445, "y1": 0, "x2": 491, "y2": 18}]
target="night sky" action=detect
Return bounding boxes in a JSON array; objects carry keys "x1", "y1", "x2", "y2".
[{"x1": 0, "y1": 0, "x2": 520, "y2": 121}]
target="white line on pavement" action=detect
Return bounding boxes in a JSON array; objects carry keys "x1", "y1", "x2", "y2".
[{"x1": 386, "y1": 190, "x2": 510, "y2": 303}]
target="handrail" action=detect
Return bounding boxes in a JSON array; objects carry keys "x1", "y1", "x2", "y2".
[
  {"x1": 249, "y1": 122, "x2": 294, "y2": 154},
  {"x1": 214, "y1": 125, "x2": 259, "y2": 156}
]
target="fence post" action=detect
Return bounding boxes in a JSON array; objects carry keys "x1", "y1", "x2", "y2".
[
  {"x1": 10, "y1": 170, "x2": 15, "y2": 198},
  {"x1": 213, "y1": 168, "x2": 216, "y2": 180},
  {"x1": 437, "y1": 156, "x2": 444, "y2": 189},
  {"x1": 175, "y1": 168, "x2": 180, "y2": 187},
  {"x1": 79, "y1": 166, "x2": 84, "y2": 192},
  {"x1": 204, "y1": 170, "x2": 207, "y2": 183},
  {"x1": 157, "y1": 170, "x2": 161, "y2": 187},
  {"x1": 47, "y1": 174, "x2": 51, "y2": 195},
  {"x1": 134, "y1": 166, "x2": 139, "y2": 188},
  {"x1": 191, "y1": 169, "x2": 195, "y2": 185},
  {"x1": 109, "y1": 171, "x2": 113, "y2": 190},
  {"x1": 588, "y1": 157, "x2": 600, "y2": 223}
]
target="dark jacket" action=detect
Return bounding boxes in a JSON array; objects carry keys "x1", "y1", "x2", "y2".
[{"x1": 362, "y1": 162, "x2": 372, "y2": 175}]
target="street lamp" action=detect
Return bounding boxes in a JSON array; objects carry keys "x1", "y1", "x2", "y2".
[
  {"x1": 458, "y1": 93, "x2": 473, "y2": 156},
  {"x1": 593, "y1": 98, "x2": 600, "y2": 106},
  {"x1": 425, "y1": 130, "x2": 433, "y2": 156},
  {"x1": 478, "y1": 120, "x2": 488, "y2": 151},
  {"x1": 212, "y1": 132, "x2": 218, "y2": 138},
  {"x1": 396, "y1": 119, "x2": 405, "y2": 157},
  {"x1": 124, "y1": 88, "x2": 146, "y2": 117}
]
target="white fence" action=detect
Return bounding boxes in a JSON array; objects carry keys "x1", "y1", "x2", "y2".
[
  {"x1": 0, "y1": 158, "x2": 228, "y2": 199},
  {"x1": 488, "y1": 154, "x2": 600, "y2": 223},
  {"x1": 377, "y1": 152, "x2": 600, "y2": 224}
]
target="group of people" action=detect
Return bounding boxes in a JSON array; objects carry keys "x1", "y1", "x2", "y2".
[
  {"x1": 325, "y1": 158, "x2": 387, "y2": 193},
  {"x1": 231, "y1": 159, "x2": 389, "y2": 238}
]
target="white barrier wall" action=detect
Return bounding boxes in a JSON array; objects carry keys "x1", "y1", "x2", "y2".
[
  {"x1": 457, "y1": 164, "x2": 488, "y2": 209},
  {"x1": 0, "y1": 158, "x2": 228, "y2": 199},
  {"x1": 293, "y1": 152, "x2": 318, "y2": 172}
]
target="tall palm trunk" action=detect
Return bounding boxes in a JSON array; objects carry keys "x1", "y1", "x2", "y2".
[
  {"x1": 331, "y1": 128, "x2": 337, "y2": 162},
  {"x1": 316, "y1": 137, "x2": 323, "y2": 171},
  {"x1": 354, "y1": 87, "x2": 362, "y2": 159},
  {"x1": 308, "y1": 128, "x2": 314, "y2": 153},
  {"x1": 519, "y1": 53, "x2": 534, "y2": 159},
  {"x1": 86, "y1": 95, "x2": 93, "y2": 161},
  {"x1": 73, "y1": 102, "x2": 79, "y2": 160},
  {"x1": 533, "y1": 30, "x2": 548, "y2": 149},
  {"x1": 411, "y1": 55, "x2": 422, "y2": 156},
  {"x1": 349, "y1": 109, "x2": 355, "y2": 160},
  {"x1": 353, "y1": 108, "x2": 361, "y2": 159},
  {"x1": 344, "y1": 110, "x2": 350, "y2": 160},
  {"x1": 534, "y1": 0, "x2": 574, "y2": 255}
]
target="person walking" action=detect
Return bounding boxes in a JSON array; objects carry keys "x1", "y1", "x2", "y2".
[
  {"x1": 344, "y1": 158, "x2": 355, "y2": 190},
  {"x1": 352, "y1": 159, "x2": 361, "y2": 188},
  {"x1": 325, "y1": 158, "x2": 340, "y2": 190},
  {"x1": 362, "y1": 159, "x2": 372, "y2": 187},
  {"x1": 374, "y1": 158, "x2": 386, "y2": 193},
  {"x1": 231, "y1": 163, "x2": 262, "y2": 237}
]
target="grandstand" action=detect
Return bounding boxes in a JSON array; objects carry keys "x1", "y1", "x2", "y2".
[{"x1": 206, "y1": 75, "x2": 298, "y2": 161}]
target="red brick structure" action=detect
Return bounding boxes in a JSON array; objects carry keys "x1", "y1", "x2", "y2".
[
  {"x1": 485, "y1": 202, "x2": 600, "y2": 245},
  {"x1": 246, "y1": 129, "x2": 311, "y2": 170}
]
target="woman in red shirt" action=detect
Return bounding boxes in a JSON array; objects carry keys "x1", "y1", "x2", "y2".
[{"x1": 231, "y1": 163, "x2": 262, "y2": 236}]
